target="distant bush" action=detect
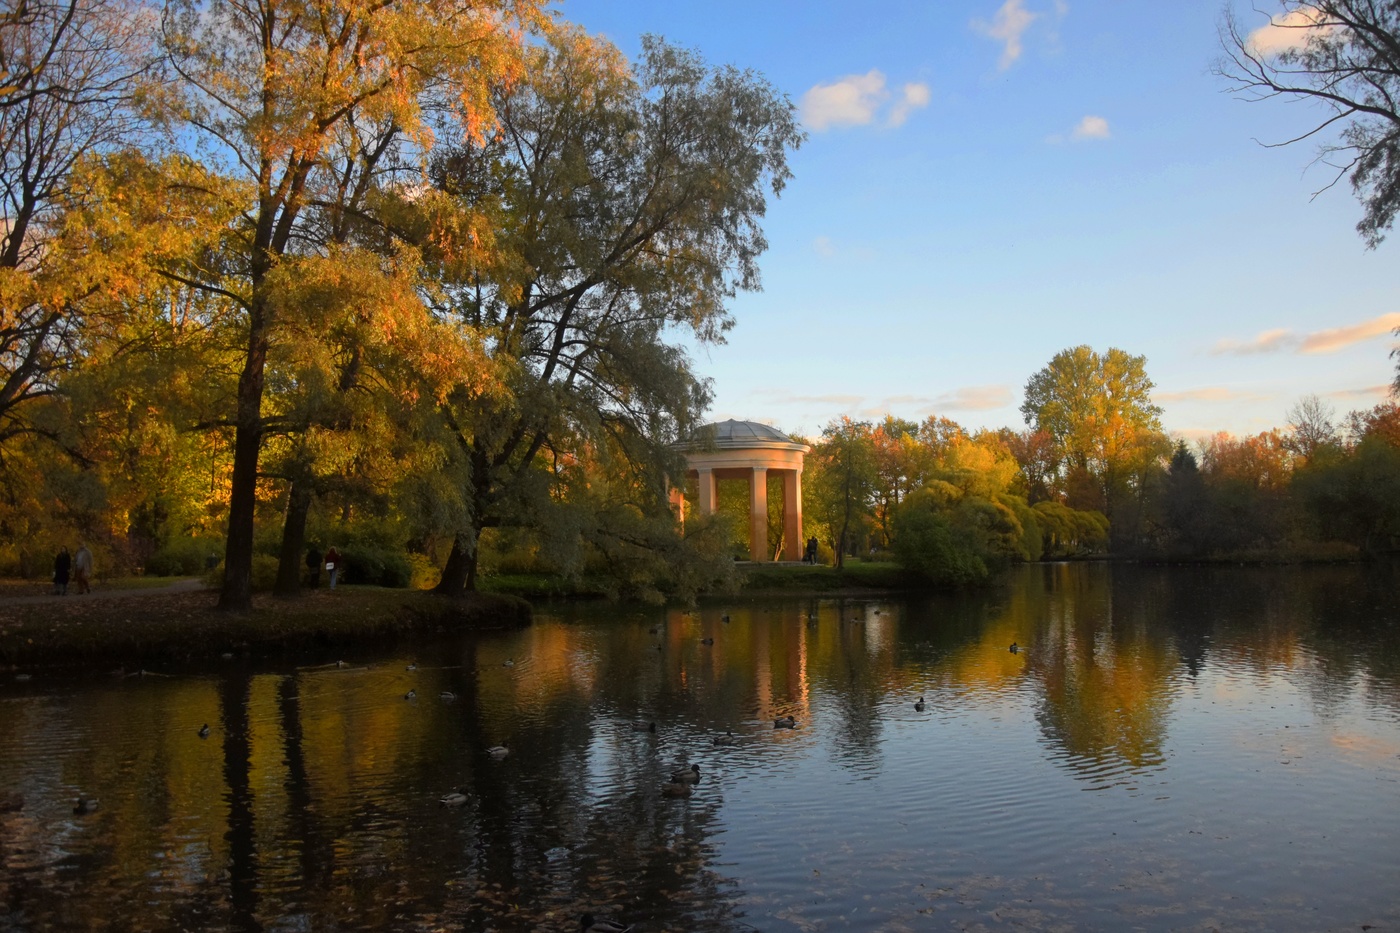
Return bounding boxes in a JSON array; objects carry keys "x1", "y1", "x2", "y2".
[
  {"x1": 144, "y1": 538, "x2": 223, "y2": 576},
  {"x1": 341, "y1": 544, "x2": 413, "y2": 588}
]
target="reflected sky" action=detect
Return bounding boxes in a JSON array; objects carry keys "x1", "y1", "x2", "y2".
[{"x1": 1, "y1": 563, "x2": 1398, "y2": 931}]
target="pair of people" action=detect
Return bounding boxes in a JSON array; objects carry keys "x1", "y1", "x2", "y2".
[
  {"x1": 53, "y1": 543, "x2": 93, "y2": 595},
  {"x1": 305, "y1": 545, "x2": 344, "y2": 589}
]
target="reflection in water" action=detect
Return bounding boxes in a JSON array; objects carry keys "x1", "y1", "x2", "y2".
[{"x1": 1, "y1": 563, "x2": 1398, "y2": 931}]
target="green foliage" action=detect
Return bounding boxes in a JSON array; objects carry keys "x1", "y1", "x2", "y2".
[
  {"x1": 144, "y1": 537, "x2": 224, "y2": 576},
  {"x1": 1295, "y1": 434, "x2": 1400, "y2": 553},
  {"x1": 340, "y1": 545, "x2": 415, "y2": 589},
  {"x1": 892, "y1": 489, "x2": 989, "y2": 587},
  {"x1": 1032, "y1": 501, "x2": 1110, "y2": 557}
]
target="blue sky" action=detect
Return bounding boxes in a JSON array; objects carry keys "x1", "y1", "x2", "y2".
[{"x1": 565, "y1": 0, "x2": 1399, "y2": 441}]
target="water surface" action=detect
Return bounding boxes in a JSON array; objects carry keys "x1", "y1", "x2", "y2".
[{"x1": 1, "y1": 563, "x2": 1398, "y2": 931}]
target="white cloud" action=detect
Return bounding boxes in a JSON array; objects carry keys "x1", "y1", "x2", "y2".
[
  {"x1": 1248, "y1": 6, "x2": 1336, "y2": 56},
  {"x1": 1299, "y1": 312, "x2": 1400, "y2": 354},
  {"x1": 1326, "y1": 384, "x2": 1391, "y2": 400},
  {"x1": 1154, "y1": 387, "x2": 1264, "y2": 403},
  {"x1": 1071, "y1": 115, "x2": 1110, "y2": 140},
  {"x1": 799, "y1": 70, "x2": 887, "y2": 131},
  {"x1": 972, "y1": 0, "x2": 1039, "y2": 71},
  {"x1": 929, "y1": 385, "x2": 1014, "y2": 412},
  {"x1": 800, "y1": 73, "x2": 930, "y2": 131},
  {"x1": 1047, "y1": 114, "x2": 1110, "y2": 144},
  {"x1": 887, "y1": 82, "x2": 932, "y2": 127},
  {"x1": 1211, "y1": 327, "x2": 1300, "y2": 356},
  {"x1": 812, "y1": 236, "x2": 836, "y2": 258},
  {"x1": 1212, "y1": 313, "x2": 1400, "y2": 356}
]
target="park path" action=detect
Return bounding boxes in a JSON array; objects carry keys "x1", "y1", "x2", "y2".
[{"x1": 0, "y1": 577, "x2": 209, "y2": 607}]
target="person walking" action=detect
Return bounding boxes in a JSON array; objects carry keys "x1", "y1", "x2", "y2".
[
  {"x1": 73, "y1": 542, "x2": 93, "y2": 594},
  {"x1": 53, "y1": 547, "x2": 71, "y2": 595},
  {"x1": 324, "y1": 545, "x2": 342, "y2": 590},
  {"x1": 305, "y1": 545, "x2": 322, "y2": 588}
]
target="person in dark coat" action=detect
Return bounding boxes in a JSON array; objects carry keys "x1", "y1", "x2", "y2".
[
  {"x1": 53, "y1": 547, "x2": 71, "y2": 595},
  {"x1": 305, "y1": 545, "x2": 322, "y2": 588}
]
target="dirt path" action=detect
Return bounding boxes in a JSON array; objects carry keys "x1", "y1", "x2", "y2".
[{"x1": 0, "y1": 577, "x2": 209, "y2": 607}]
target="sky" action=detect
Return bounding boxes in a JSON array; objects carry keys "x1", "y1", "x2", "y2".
[{"x1": 563, "y1": 0, "x2": 1400, "y2": 442}]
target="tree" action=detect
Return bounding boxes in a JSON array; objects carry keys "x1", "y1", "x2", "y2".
[
  {"x1": 145, "y1": 0, "x2": 546, "y2": 610},
  {"x1": 0, "y1": 0, "x2": 153, "y2": 448},
  {"x1": 1020, "y1": 345, "x2": 1167, "y2": 523},
  {"x1": 807, "y1": 417, "x2": 876, "y2": 569},
  {"x1": 423, "y1": 31, "x2": 802, "y2": 594},
  {"x1": 1218, "y1": 2, "x2": 1400, "y2": 247},
  {"x1": 1286, "y1": 393, "x2": 1340, "y2": 462},
  {"x1": 869, "y1": 416, "x2": 919, "y2": 548}
]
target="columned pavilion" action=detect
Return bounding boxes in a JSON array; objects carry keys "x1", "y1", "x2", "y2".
[{"x1": 672, "y1": 420, "x2": 810, "y2": 562}]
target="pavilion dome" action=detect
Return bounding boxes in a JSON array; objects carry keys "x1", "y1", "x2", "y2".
[{"x1": 682, "y1": 419, "x2": 806, "y2": 450}]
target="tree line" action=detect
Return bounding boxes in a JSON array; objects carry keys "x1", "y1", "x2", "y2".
[{"x1": 794, "y1": 346, "x2": 1400, "y2": 586}]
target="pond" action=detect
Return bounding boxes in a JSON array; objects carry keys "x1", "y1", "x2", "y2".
[{"x1": 1, "y1": 563, "x2": 1398, "y2": 931}]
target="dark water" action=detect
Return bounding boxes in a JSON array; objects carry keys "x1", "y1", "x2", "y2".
[{"x1": 2, "y1": 563, "x2": 1399, "y2": 932}]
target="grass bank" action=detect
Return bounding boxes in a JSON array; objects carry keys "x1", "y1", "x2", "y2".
[
  {"x1": 737, "y1": 560, "x2": 913, "y2": 594},
  {"x1": 0, "y1": 584, "x2": 531, "y2": 669}
]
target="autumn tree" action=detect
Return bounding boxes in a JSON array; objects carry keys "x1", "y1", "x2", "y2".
[
  {"x1": 0, "y1": 0, "x2": 153, "y2": 448},
  {"x1": 807, "y1": 417, "x2": 876, "y2": 569},
  {"x1": 1218, "y1": 2, "x2": 1400, "y2": 247},
  {"x1": 868, "y1": 416, "x2": 919, "y2": 548},
  {"x1": 1020, "y1": 345, "x2": 1168, "y2": 528},
  {"x1": 137, "y1": 0, "x2": 547, "y2": 609},
  {"x1": 422, "y1": 31, "x2": 802, "y2": 593}
]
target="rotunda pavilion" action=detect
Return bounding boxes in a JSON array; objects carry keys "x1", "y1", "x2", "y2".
[{"x1": 672, "y1": 419, "x2": 810, "y2": 562}]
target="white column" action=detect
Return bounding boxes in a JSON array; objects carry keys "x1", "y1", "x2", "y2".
[
  {"x1": 749, "y1": 466, "x2": 768, "y2": 561},
  {"x1": 782, "y1": 469, "x2": 802, "y2": 561},
  {"x1": 697, "y1": 468, "x2": 716, "y2": 515}
]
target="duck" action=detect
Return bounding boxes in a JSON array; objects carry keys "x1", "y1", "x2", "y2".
[
  {"x1": 721, "y1": 614, "x2": 731, "y2": 623},
  {"x1": 198, "y1": 723, "x2": 211, "y2": 738},
  {"x1": 631, "y1": 721, "x2": 658, "y2": 733},
  {"x1": 335, "y1": 660, "x2": 348, "y2": 669},
  {"x1": 700, "y1": 637, "x2": 714, "y2": 646},
  {"x1": 72, "y1": 798, "x2": 97, "y2": 815},
  {"x1": 580, "y1": 913, "x2": 632, "y2": 933},
  {"x1": 713, "y1": 730, "x2": 737, "y2": 747},
  {"x1": 914, "y1": 696, "x2": 926, "y2": 712},
  {"x1": 660, "y1": 780, "x2": 693, "y2": 798},
  {"x1": 405, "y1": 663, "x2": 418, "y2": 671},
  {"x1": 487, "y1": 744, "x2": 509, "y2": 759},
  {"x1": 502, "y1": 659, "x2": 515, "y2": 668},
  {"x1": 439, "y1": 789, "x2": 470, "y2": 807},
  {"x1": 404, "y1": 689, "x2": 417, "y2": 700},
  {"x1": 773, "y1": 715, "x2": 797, "y2": 729},
  {"x1": 1009, "y1": 642, "x2": 1019, "y2": 654},
  {"x1": 439, "y1": 691, "x2": 458, "y2": 701},
  {"x1": 669, "y1": 764, "x2": 701, "y2": 784}
]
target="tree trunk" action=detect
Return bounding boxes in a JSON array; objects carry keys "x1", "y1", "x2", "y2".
[
  {"x1": 274, "y1": 478, "x2": 312, "y2": 596},
  {"x1": 434, "y1": 529, "x2": 481, "y2": 595},
  {"x1": 219, "y1": 305, "x2": 269, "y2": 612}
]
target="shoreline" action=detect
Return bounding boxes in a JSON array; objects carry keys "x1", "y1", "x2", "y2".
[{"x1": 0, "y1": 586, "x2": 531, "y2": 670}]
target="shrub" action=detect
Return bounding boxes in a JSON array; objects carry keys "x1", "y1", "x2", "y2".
[
  {"x1": 892, "y1": 491, "x2": 989, "y2": 587},
  {"x1": 144, "y1": 537, "x2": 224, "y2": 576}
]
